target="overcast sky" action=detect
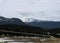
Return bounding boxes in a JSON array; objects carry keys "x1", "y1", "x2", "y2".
[{"x1": 0, "y1": 0, "x2": 60, "y2": 21}]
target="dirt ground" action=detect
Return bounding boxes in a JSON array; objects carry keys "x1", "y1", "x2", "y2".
[{"x1": 0, "y1": 36, "x2": 60, "y2": 43}]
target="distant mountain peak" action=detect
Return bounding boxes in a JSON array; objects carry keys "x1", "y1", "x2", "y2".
[
  {"x1": 0, "y1": 16, "x2": 25, "y2": 25},
  {"x1": 24, "y1": 18, "x2": 41, "y2": 22}
]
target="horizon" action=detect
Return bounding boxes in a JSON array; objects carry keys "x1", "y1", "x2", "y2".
[{"x1": 0, "y1": 16, "x2": 60, "y2": 22}]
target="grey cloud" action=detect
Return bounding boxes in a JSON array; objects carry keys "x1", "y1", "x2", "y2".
[{"x1": 0, "y1": 0, "x2": 60, "y2": 21}]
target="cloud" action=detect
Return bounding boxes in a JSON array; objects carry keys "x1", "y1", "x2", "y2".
[{"x1": 0, "y1": 0, "x2": 60, "y2": 21}]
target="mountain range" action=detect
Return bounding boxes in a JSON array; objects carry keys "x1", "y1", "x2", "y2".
[
  {"x1": 0, "y1": 16, "x2": 60, "y2": 29},
  {"x1": 25, "y1": 18, "x2": 60, "y2": 29},
  {"x1": 0, "y1": 16, "x2": 25, "y2": 25}
]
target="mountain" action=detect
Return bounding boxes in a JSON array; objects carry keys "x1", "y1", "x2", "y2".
[
  {"x1": 0, "y1": 16, "x2": 25, "y2": 25},
  {"x1": 1, "y1": 16, "x2": 60, "y2": 29},
  {"x1": 25, "y1": 18, "x2": 60, "y2": 29}
]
